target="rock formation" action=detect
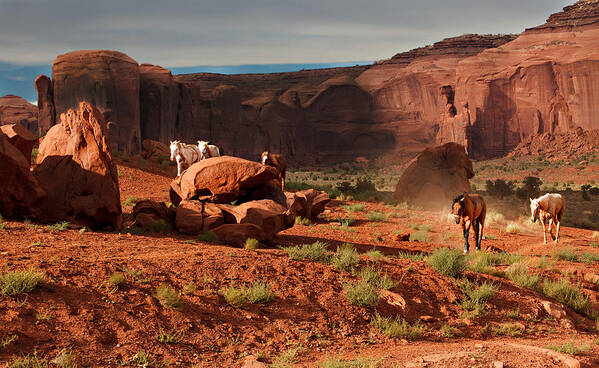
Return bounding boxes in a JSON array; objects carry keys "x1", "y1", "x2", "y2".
[
  {"x1": 394, "y1": 143, "x2": 474, "y2": 209},
  {"x1": 29, "y1": 1, "x2": 599, "y2": 164},
  {"x1": 0, "y1": 95, "x2": 38, "y2": 132},
  {"x1": 47, "y1": 50, "x2": 141, "y2": 153},
  {"x1": 0, "y1": 133, "x2": 46, "y2": 218},
  {"x1": 35, "y1": 75, "x2": 55, "y2": 135},
  {"x1": 34, "y1": 102, "x2": 123, "y2": 230},
  {"x1": 439, "y1": 0, "x2": 599, "y2": 158},
  {"x1": 0, "y1": 123, "x2": 37, "y2": 163}
]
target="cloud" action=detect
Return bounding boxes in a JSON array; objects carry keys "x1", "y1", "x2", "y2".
[{"x1": 0, "y1": 0, "x2": 572, "y2": 66}]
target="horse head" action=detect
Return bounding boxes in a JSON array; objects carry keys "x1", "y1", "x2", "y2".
[
  {"x1": 261, "y1": 151, "x2": 270, "y2": 166},
  {"x1": 198, "y1": 141, "x2": 209, "y2": 158},
  {"x1": 451, "y1": 194, "x2": 466, "y2": 224},
  {"x1": 530, "y1": 198, "x2": 540, "y2": 223},
  {"x1": 169, "y1": 140, "x2": 180, "y2": 161}
]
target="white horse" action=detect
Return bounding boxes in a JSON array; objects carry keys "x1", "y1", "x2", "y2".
[
  {"x1": 170, "y1": 140, "x2": 202, "y2": 177},
  {"x1": 530, "y1": 193, "x2": 566, "y2": 244},
  {"x1": 197, "y1": 140, "x2": 222, "y2": 160}
]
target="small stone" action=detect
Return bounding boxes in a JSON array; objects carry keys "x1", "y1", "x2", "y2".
[
  {"x1": 492, "y1": 361, "x2": 504, "y2": 368},
  {"x1": 475, "y1": 343, "x2": 484, "y2": 349},
  {"x1": 420, "y1": 315, "x2": 436, "y2": 322},
  {"x1": 242, "y1": 356, "x2": 267, "y2": 368}
]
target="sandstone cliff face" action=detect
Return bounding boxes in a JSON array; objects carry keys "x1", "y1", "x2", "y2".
[
  {"x1": 438, "y1": 0, "x2": 599, "y2": 158},
  {"x1": 0, "y1": 95, "x2": 38, "y2": 132},
  {"x1": 50, "y1": 50, "x2": 141, "y2": 153},
  {"x1": 32, "y1": 1, "x2": 599, "y2": 165},
  {"x1": 35, "y1": 75, "x2": 55, "y2": 135}
]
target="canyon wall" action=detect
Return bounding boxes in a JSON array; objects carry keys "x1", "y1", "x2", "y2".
[{"x1": 31, "y1": 0, "x2": 599, "y2": 164}]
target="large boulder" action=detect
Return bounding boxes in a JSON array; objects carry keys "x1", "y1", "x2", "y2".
[
  {"x1": 394, "y1": 143, "x2": 474, "y2": 209},
  {"x1": 33, "y1": 102, "x2": 123, "y2": 230},
  {"x1": 175, "y1": 200, "x2": 224, "y2": 235},
  {"x1": 132, "y1": 200, "x2": 175, "y2": 229},
  {"x1": 139, "y1": 64, "x2": 178, "y2": 145},
  {"x1": 0, "y1": 134, "x2": 46, "y2": 218},
  {"x1": 286, "y1": 189, "x2": 331, "y2": 218},
  {"x1": 51, "y1": 50, "x2": 141, "y2": 153},
  {"x1": 169, "y1": 156, "x2": 279, "y2": 206},
  {"x1": 0, "y1": 124, "x2": 37, "y2": 163},
  {"x1": 211, "y1": 223, "x2": 266, "y2": 247},
  {"x1": 218, "y1": 199, "x2": 293, "y2": 240}
]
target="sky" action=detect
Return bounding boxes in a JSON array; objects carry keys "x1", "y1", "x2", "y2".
[{"x1": 0, "y1": 0, "x2": 571, "y2": 101}]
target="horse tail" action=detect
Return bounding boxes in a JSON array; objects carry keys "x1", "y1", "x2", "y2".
[{"x1": 218, "y1": 146, "x2": 224, "y2": 156}]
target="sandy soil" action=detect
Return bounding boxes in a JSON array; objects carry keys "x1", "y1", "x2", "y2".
[{"x1": 1, "y1": 158, "x2": 598, "y2": 367}]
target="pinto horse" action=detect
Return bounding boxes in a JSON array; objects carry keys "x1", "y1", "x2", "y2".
[
  {"x1": 170, "y1": 140, "x2": 202, "y2": 177},
  {"x1": 197, "y1": 141, "x2": 222, "y2": 160},
  {"x1": 452, "y1": 193, "x2": 487, "y2": 254},
  {"x1": 261, "y1": 152, "x2": 287, "y2": 191},
  {"x1": 530, "y1": 193, "x2": 565, "y2": 244}
]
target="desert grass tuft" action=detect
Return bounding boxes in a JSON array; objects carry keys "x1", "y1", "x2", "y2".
[
  {"x1": 358, "y1": 266, "x2": 395, "y2": 290},
  {"x1": 505, "y1": 263, "x2": 540, "y2": 289},
  {"x1": 156, "y1": 327, "x2": 184, "y2": 344},
  {"x1": 0, "y1": 269, "x2": 44, "y2": 296},
  {"x1": 366, "y1": 211, "x2": 387, "y2": 222},
  {"x1": 282, "y1": 241, "x2": 329, "y2": 262},
  {"x1": 197, "y1": 230, "x2": 219, "y2": 243},
  {"x1": 51, "y1": 349, "x2": 77, "y2": 368},
  {"x1": 319, "y1": 355, "x2": 381, "y2": 368},
  {"x1": 459, "y1": 279, "x2": 496, "y2": 317},
  {"x1": 541, "y1": 278, "x2": 593, "y2": 317},
  {"x1": 331, "y1": 243, "x2": 360, "y2": 271},
  {"x1": 365, "y1": 248, "x2": 386, "y2": 262},
  {"x1": 493, "y1": 322, "x2": 524, "y2": 337},
  {"x1": 182, "y1": 282, "x2": 197, "y2": 295},
  {"x1": 46, "y1": 221, "x2": 69, "y2": 232},
  {"x1": 343, "y1": 281, "x2": 380, "y2": 307},
  {"x1": 7, "y1": 352, "x2": 48, "y2": 368},
  {"x1": 396, "y1": 251, "x2": 426, "y2": 261},
  {"x1": 371, "y1": 312, "x2": 423, "y2": 340},
  {"x1": 505, "y1": 222, "x2": 522, "y2": 234},
  {"x1": 244, "y1": 238, "x2": 260, "y2": 250},
  {"x1": 427, "y1": 248, "x2": 465, "y2": 278},
  {"x1": 108, "y1": 272, "x2": 126, "y2": 287},
  {"x1": 547, "y1": 340, "x2": 590, "y2": 355},
  {"x1": 551, "y1": 247, "x2": 579, "y2": 262},
  {"x1": 295, "y1": 216, "x2": 311, "y2": 226},
  {"x1": 156, "y1": 284, "x2": 183, "y2": 310},
  {"x1": 221, "y1": 281, "x2": 275, "y2": 307}
]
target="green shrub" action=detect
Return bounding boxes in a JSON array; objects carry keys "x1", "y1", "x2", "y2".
[
  {"x1": 440, "y1": 322, "x2": 460, "y2": 338},
  {"x1": 343, "y1": 281, "x2": 380, "y2": 307},
  {"x1": 358, "y1": 266, "x2": 395, "y2": 290},
  {"x1": 580, "y1": 252, "x2": 599, "y2": 264},
  {"x1": 427, "y1": 248, "x2": 466, "y2": 278},
  {"x1": 409, "y1": 230, "x2": 430, "y2": 242},
  {"x1": 156, "y1": 327, "x2": 184, "y2": 344},
  {"x1": 365, "y1": 249, "x2": 386, "y2": 262},
  {"x1": 331, "y1": 243, "x2": 360, "y2": 271},
  {"x1": 459, "y1": 279, "x2": 496, "y2": 317},
  {"x1": 46, "y1": 221, "x2": 69, "y2": 232},
  {"x1": 244, "y1": 238, "x2": 260, "y2": 250},
  {"x1": 221, "y1": 285, "x2": 246, "y2": 307},
  {"x1": 244, "y1": 281, "x2": 275, "y2": 304},
  {"x1": 541, "y1": 279, "x2": 593, "y2": 317},
  {"x1": 108, "y1": 272, "x2": 126, "y2": 287},
  {"x1": 340, "y1": 204, "x2": 365, "y2": 213},
  {"x1": 295, "y1": 216, "x2": 312, "y2": 226},
  {"x1": 123, "y1": 196, "x2": 137, "y2": 207},
  {"x1": 7, "y1": 352, "x2": 48, "y2": 368},
  {"x1": 197, "y1": 231, "x2": 219, "y2": 243},
  {"x1": 547, "y1": 340, "x2": 590, "y2": 355},
  {"x1": 0, "y1": 269, "x2": 44, "y2": 296},
  {"x1": 515, "y1": 176, "x2": 542, "y2": 200},
  {"x1": 486, "y1": 179, "x2": 515, "y2": 198},
  {"x1": 505, "y1": 263, "x2": 540, "y2": 289},
  {"x1": 396, "y1": 251, "x2": 426, "y2": 261},
  {"x1": 144, "y1": 220, "x2": 171, "y2": 234},
  {"x1": 371, "y1": 312, "x2": 423, "y2": 340},
  {"x1": 182, "y1": 282, "x2": 197, "y2": 295},
  {"x1": 282, "y1": 241, "x2": 329, "y2": 262},
  {"x1": 156, "y1": 284, "x2": 183, "y2": 310},
  {"x1": 366, "y1": 211, "x2": 387, "y2": 222},
  {"x1": 551, "y1": 247, "x2": 579, "y2": 262},
  {"x1": 494, "y1": 322, "x2": 524, "y2": 336}
]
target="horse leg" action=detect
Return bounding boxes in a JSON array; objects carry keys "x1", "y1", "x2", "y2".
[
  {"x1": 463, "y1": 220, "x2": 471, "y2": 253},
  {"x1": 548, "y1": 218, "x2": 556, "y2": 241},
  {"x1": 540, "y1": 217, "x2": 547, "y2": 244},
  {"x1": 473, "y1": 220, "x2": 480, "y2": 251},
  {"x1": 555, "y1": 218, "x2": 561, "y2": 243},
  {"x1": 176, "y1": 156, "x2": 182, "y2": 177},
  {"x1": 479, "y1": 222, "x2": 485, "y2": 250}
]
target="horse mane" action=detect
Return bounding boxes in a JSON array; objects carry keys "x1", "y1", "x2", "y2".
[{"x1": 452, "y1": 194, "x2": 464, "y2": 205}]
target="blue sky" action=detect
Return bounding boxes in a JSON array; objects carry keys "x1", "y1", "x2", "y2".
[{"x1": 0, "y1": 0, "x2": 571, "y2": 101}]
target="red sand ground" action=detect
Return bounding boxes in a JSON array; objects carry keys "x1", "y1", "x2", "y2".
[{"x1": 1, "y1": 159, "x2": 598, "y2": 367}]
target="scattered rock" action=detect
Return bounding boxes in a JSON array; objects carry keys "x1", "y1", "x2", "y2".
[
  {"x1": 583, "y1": 272, "x2": 599, "y2": 284},
  {"x1": 285, "y1": 189, "x2": 331, "y2": 218},
  {"x1": 392, "y1": 232, "x2": 410, "y2": 242},
  {"x1": 132, "y1": 200, "x2": 175, "y2": 229},
  {"x1": 541, "y1": 300, "x2": 567, "y2": 320},
  {"x1": 33, "y1": 102, "x2": 123, "y2": 230},
  {"x1": 242, "y1": 356, "x2": 267, "y2": 368},
  {"x1": 218, "y1": 199, "x2": 293, "y2": 239},
  {"x1": 211, "y1": 223, "x2": 267, "y2": 247},
  {"x1": 141, "y1": 139, "x2": 170, "y2": 161},
  {"x1": 175, "y1": 200, "x2": 224, "y2": 234}
]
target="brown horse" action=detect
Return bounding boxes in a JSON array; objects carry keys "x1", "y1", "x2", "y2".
[
  {"x1": 261, "y1": 152, "x2": 287, "y2": 191},
  {"x1": 452, "y1": 193, "x2": 487, "y2": 254},
  {"x1": 530, "y1": 193, "x2": 565, "y2": 244}
]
